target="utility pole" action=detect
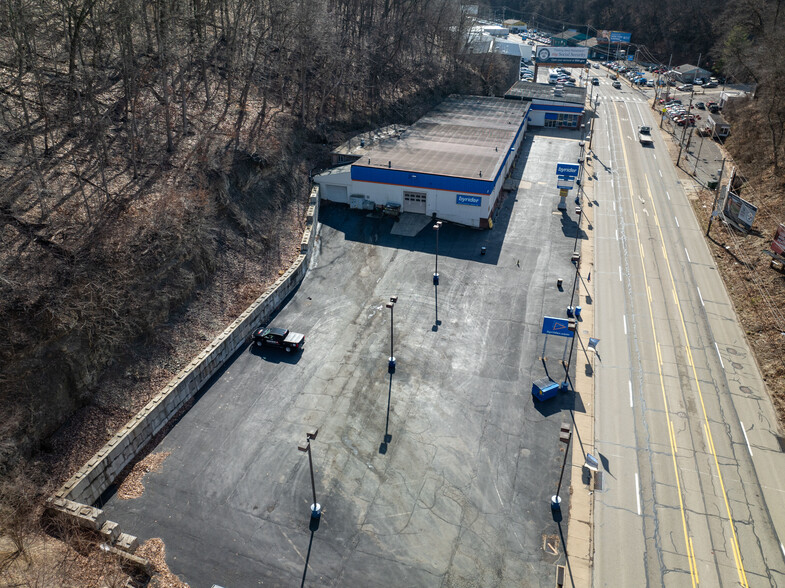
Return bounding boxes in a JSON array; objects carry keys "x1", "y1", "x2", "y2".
[
  {"x1": 676, "y1": 94, "x2": 694, "y2": 167},
  {"x1": 706, "y1": 158, "x2": 726, "y2": 236}
]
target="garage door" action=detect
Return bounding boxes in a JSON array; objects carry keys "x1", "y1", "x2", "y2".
[
  {"x1": 323, "y1": 184, "x2": 348, "y2": 203},
  {"x1": 403, "y1": 191, "x2": 427, "y2": 214}
]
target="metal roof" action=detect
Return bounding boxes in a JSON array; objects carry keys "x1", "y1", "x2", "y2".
[{"x1": 352, "y1": 96, "x2": 527, "y2": 181}]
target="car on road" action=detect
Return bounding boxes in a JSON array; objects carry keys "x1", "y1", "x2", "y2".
[
  {"x1": 612, "y1": 81, "x2": 621, "y2": 89},
  {"x1": 704, "y1": 81, "x2": 718, "y2": 88},
  {"x1": 591, "y1": 77, "x2": 599, "y2": 85},
  {"x1": 677, "y1": 84, "x2": 693, "y2": 91},
  {"x1": 638, "y1": 126, "x2": 654, "y2": 146},
  {"x1": 252, "y1": 326, "x2": 305, "y2": 352},
  {"x1": 695, "y1": 102, "x2": 705, "y2": 109}
]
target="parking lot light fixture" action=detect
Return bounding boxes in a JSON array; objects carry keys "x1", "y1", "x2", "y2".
[
  {"x1": 433, "y1": 221, "x2": 442, "y2": 285},
  {"x1": 386, "y1": 297, "x2": 397, "y2": 372},
  {"x1": 298, "y1": 428, "x2": 321, "y2": 517}
]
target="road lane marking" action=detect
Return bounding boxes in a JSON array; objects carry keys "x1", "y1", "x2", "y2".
[
  {"x1": 675, "y1": 216, "x2": 680, "y2": 227},
  {"x1": 640, "y1": 172, "x2": 750, "y2": 587},
  {"x1": 629, "y1": 380, "x2": 633, "y2": 407},
  {"x1": 715, "y1": 342, "x2": 725, "y2": 368},
  {"x1": 635, "y1": 473, "x2": 641, "y2": 515},
  {"x1": 615, "y1": 229, "x2": 618, "y2": 241},
  {"x1": 613, "y1": 201, "x2": 616, "y2": 211},
  {"x1": 623, "y1": 315, "x2": 627, "y2": 335},
  {"x1": 740, "y1": 421, "x2": 753, "y2": 456},
  {"x1": 697, "y1": 287, "x2": 704, "y2": 307},
  {"x1": 619, "y1": 265, "x2": 622, "y2": 281},
  {"x1": 653, "y1": 153, "x2": 657, "y2": 159},
  {"x1": 666, "y1": 191, "x2": 670, "y2": 200},
  {"x1": 612, "y1": 102, "x2": 698, "y2": 587},
  {"x1": 659, "y1": 169, "x2": 662, "y2": 177},
  {"x1": 685, "y1": 248, "x2": 691, "y2": 262}
]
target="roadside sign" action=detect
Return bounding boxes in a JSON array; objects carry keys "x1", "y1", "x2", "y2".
[
  {"x1": 559, "y1": 189, "x2": 568, "y2": 198},
  {"x1": 557, "y1": 178, "x2": 574, "y2": 190},
  {"x1": 556, "y1": 162, "x2": 580, "y2": 177},
  {"x1": 542, "y1": 316, "x2": 575, "y2": 338}
]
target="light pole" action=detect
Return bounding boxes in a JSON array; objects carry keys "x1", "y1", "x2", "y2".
[
  {"x1": 551, "y1": 422, "x2": 572, "y2": 509},
  {"x1": 297, "y1": 428, "x2": 321, "y2": 518},
  {"x1": 386, "y1": 296, "x2": 397, "y2": 373},
  {"x1": 433, "y1": 221, "x2": 442, "y2": 285}
]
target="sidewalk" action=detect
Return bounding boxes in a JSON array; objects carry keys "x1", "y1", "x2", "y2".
[{"x1": 562, "y1": 131, "x2": 597, "y2": 588}]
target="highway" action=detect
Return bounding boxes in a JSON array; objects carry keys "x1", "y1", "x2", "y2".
[{"x1": 590, "y1": 74, "x2": 785, "y2": 586}]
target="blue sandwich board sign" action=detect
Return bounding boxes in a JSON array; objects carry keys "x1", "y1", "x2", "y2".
[
  {"x1": 542, "y1": 316, "x2": 575, "y2": 338},
  {"x1": 556, "y1": 162, "x2": 580, "y2": 178}
]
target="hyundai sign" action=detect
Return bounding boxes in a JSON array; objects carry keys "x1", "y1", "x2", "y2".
[
  {"x1": 456, "y1": 194, "x2": 482, "y2": 206},
  {"x1": 556, "y1": 162, "x2": 580, "y2": 177},
  {"x1": 535, "y1": 46, "x2": 589, "y2": 65}
]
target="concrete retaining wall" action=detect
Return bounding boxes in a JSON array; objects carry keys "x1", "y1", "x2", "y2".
[{"x1": 47, "y1": 187, "x2": 321, "y2": 554}]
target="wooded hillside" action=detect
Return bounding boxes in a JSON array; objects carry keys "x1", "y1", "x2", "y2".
[{"x1": 0, "y1": 0, "x2": 500, "y2": 475}]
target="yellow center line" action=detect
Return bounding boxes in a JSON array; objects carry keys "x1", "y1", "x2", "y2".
[
  {"x1": 643, "y1": 174, "x2": 749, "y2": 587},
  {"x1": 611, "y1": 101, "x2": 698, "y2": 587}
]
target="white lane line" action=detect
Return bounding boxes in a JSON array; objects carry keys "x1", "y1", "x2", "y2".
[
  {"x1": 635, "y1": 473, "x2": 642, "y2": 515},
  {"x1": 629, "y1": 380, "x2": 633, "y2": 407},
  {"x1": 623, "y1": 315, "x2": 628, "y2": 335},
  {"x1": 659, "y1": 170, "x2": 663, "y2": 177},
  {"x1": 740, "y1": 421, "x2": 753, "y2": 457},
  {"x1": 616, "y1": 229, "x2": 618, "y2": 241},
  {"x1": 613, "y1": 201, "x2": 616, "y2": 212},
  {"x1": 666, "y1": 191, "x2": 670, "y2": 200},
  {"x1": 715, "y1": 342, "x2": 725, "y2": 368},
  {"x1": 653, "y1": 153, "x2": 657, "y2": 159},
  {"x1": 781, "y1": 542, "x2": 785, "y2": 559},
  {"x1": 697, "y1": 287, "x2": 704, "y2": 307},
  {"x1": 619, "y1": 265, "x2": 623, "y2": 281},
  {"x1": 685, "y1": 248, "x2": 691, "y2": 262},
  {"x1": 674, "y1": 216, "x2": 680, "y2": 228}
]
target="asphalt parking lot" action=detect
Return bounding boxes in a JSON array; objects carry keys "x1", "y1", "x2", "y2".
[{"x1": 101, "y1": 131, "x2": 586, "y2": 587}]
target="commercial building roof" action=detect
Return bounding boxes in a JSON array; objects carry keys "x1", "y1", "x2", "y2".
[
  {"x1": 504, "y1": 81, "x2": 586, "y2": 105},
  {"x1": 352, "y1": 95, "x2": 527, "y2": 181}
]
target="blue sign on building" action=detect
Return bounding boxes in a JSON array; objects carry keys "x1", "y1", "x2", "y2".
[
  {"x1": 541, "y1": 316, "x2": 575, "y2": 338},
  {"x1": 556, "y1": 162, "x2": 580, "y2": 177},
  {"x1": 456, "y1": 194, "x2": 482, "y2": 206}
]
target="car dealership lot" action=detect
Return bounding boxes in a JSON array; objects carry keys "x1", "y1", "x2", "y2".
[{"x1": 101, "y1": 133, "x2": 585, "y2": 587}]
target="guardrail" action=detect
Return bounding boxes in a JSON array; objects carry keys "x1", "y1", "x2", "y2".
[{"x1": 46, "y1": 186, "x2": 321, "y2": 566}]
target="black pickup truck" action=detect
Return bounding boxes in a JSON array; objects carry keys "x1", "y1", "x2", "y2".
[{"x1": 252, "y1": 327, "x2": 305, "y2": 352}]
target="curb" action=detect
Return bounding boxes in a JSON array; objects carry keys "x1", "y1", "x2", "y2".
[{"x1": 563, "y1": 125, "x2": 597, "y2": 587}]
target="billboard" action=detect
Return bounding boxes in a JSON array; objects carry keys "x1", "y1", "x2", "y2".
[
  {"x1": 535, "y1": 46, "x2": 589, "y2": 65},
  {"x1": 723, "y1": 191, "x2": 758, "y2": 232},
  {"x1": 772, "y1": 224, "x2": 785, "y2": 256},
  {"x1": 598, "y1": 30, "x2": 632, "y2": 43}
]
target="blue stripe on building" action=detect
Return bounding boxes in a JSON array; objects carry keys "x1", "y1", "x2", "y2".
[{"x1": 529, "y1": 103, "x2": 584, "y2": 113}]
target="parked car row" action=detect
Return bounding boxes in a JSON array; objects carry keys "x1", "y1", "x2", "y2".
[{"x1": 663, "y1": 100, "x2": 698, "y2": 126}]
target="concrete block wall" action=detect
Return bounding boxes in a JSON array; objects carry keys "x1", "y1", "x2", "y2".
[{"x1": 48, "y1": 187, "x2": 320, "y2": 548}]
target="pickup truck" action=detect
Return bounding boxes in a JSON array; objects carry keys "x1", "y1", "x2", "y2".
[
  {"x1": 638, "y1": 126, "x2": 654, "y2": 145},
  {"x1": 253, "y1": 326, "x2": 306, "y2": 352}
]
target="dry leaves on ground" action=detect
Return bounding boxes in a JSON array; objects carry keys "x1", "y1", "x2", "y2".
[
  {"x1": 136, "y1": 538, "x2": 189, "y2": 588},
  {"x1": 116, "y1": 451, "x2": 171, "y2": 500}
]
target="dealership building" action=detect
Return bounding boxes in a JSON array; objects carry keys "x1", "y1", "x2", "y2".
[
  {"x1": 315, "y1": 96, "x2": 529, "y2": 228},
  {"x1": 505, "y1": 81, "x2": 586, "y2": 128}
]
